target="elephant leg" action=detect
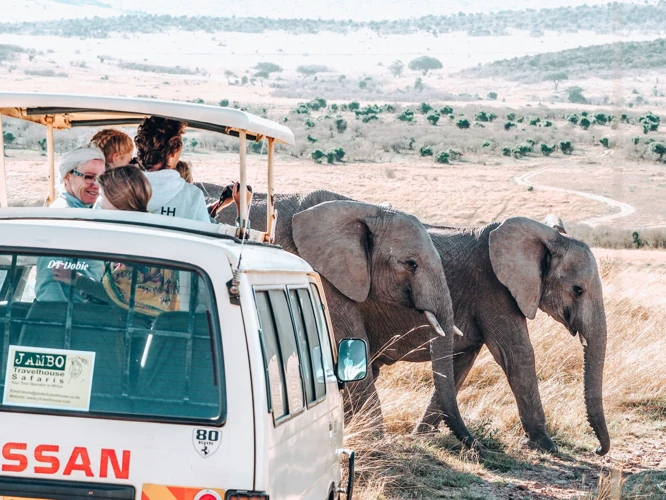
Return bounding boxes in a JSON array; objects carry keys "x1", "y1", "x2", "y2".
[
  {"x1": 454, "y1": 346, "x2": 482, "y2": 392},
  {"x1": 484, "y1": 330, "x2": 557, "y2": 452},
  {"x1": 415, "y1": 346, "x2": 482, "y2": 433}
]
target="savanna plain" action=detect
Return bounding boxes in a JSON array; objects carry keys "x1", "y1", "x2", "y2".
[{"x1": 2, "y1": 3, "x2": 666, "y2": 498}]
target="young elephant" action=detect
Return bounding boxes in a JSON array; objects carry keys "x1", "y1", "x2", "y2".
[
  {"x1": 370, "y1": 216, "x2": 610, "y2": 456},
  {"x1": 203, "y1": 186, "x2": 479, "y2": 449}
]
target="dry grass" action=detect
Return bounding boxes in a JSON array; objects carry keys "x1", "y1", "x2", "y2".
[{"x1": 344, "y1": 256, "x2": 666, "y2": 499}]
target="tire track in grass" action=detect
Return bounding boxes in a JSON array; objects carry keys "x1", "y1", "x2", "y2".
[{"x1": 514, "y1": 164, "x2": 636, "y2": 227}]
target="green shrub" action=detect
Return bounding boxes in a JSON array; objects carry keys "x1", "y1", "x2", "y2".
[
  {"x1": 650, "y1": 142, "x2": 666, "y2": 159},
  {"x1": 456, "y1": 118, "x2": 470, "y2": 129},
  {"x1": 448, "y1": 114, "x2": 455, "y2": 120},
  {"x1": 418, "y1": 102, "x2": 433, "y2": 114},
  {"x1": 335, "y1": 117, "x2": 348, "y2": 133},
  {"x1": 326, "y1": 151, "x2": 336, "y2": 163},
  {"x1": 517, "y1": 116, "x2": 525, "y2": 123},
  {"x1": 294, "y1": 104, "x2": 310, "y2": 114},
  {"x1": 621, "y1": 113, "x2": 629, "y2": 123},
  {"x1": 566, "y1": 113, "x2": 579, "y2": 124},
  {"x1": 426, "y1": 112, "x2": 440, "y2": 125},
  {"x1": 640, "y1": 112, "x2": 660, "y2": 133},
  {"x1": 305, "y1": 119, "x2": 315, "y2": 129},
  {"x1": 580, "y1": 117, "x2": 591, "y2": 130},
  {"x1": 594, "y1": 113, "x2": 608, "y2": 125},
  {"x1": 448, "y1": 148, "x2": 462, "y2": 160},
  {"x1": 349, "y1": 101, "x2": 360, "y2": 111},
  {"x1": 474, "y1": 122, "x2": 486, "y2": 128},
  {"x1": 581, "y1": 111, "x2": 589, "y2": 117},
  {"x1": 397, "y1": 109, "x2": 415, "y2": 122},
  {"x1": 487, "y1": 92, "x2": 498, "y2": 100},
  {"x1": 440, "y1": 105, "x2": 453, "y2": 115},
  {"x1": 384, "y1": 104, "x2": 396, "y2": 113},
  {"x1": 311, "y1": 149, "x2": 325, "y2": 163},
  {"x1": 419, "y1": 145, "x2": 433, "y2": 156},
  {"x1": 540, "y1": 143, "x2": 556, "y2": 156},
  {"x1": 362, "y1": 114, "x2": 379, "y2": 123},
  {"x1": 559, "y1": 141, "x2": 573, "y2": 154},
  {"x1": 506, "y1": 112, "x2": 516, "y2": 121},
  {"x1": 543, "y1": 120, "x2": 553, "y2": 127},
  {"x1": 504, "y1": 121, "x2": 516, "y2": 130},
  {"x1": 330, "y1": 103, "x2": 338, "y2": 112},
  {"x1": 482, "y1": 140, "x2": 493, "y2": 148},
  {"x1": 525, "y1": 139, "x2": 536, "y2": 146},
  {"x1": 599, "y1": 137, "x2": 610, "y2": 148},
  {"x1": 307, "y1": 134, "x2": 317, "y2": 143},
  {"x1": 528, "y1": 117, "x2": 541, "y2": 126},
  {"x1": 434, "y1": 151, "x2": 450, "y2": 164},
  {"x1": 632, "y1": 136, "x2": 641, "y2": 145},
  {"x1": 502, "y1": 146, "x2": 511, "y2": 156},
  {"x1": 219, "y1": 99, "x2": 229, "y2": 107},
  {"x1": 475, "y1": 110, "x2": 496, "y2": 122}
]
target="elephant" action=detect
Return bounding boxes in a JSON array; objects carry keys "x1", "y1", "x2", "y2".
[
  {"x1": 366, "y1": 215, "x2": 610, "y2": 456},
  {"x1": 200, "y1": 185, "x2": 478, "y2": 449}
]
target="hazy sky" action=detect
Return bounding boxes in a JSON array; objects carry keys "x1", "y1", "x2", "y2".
[{"x1": 5, "y1": 0, "x2": 648, "y2": 22}]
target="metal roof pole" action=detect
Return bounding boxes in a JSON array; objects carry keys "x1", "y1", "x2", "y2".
[
  {"x1": 0, "y1": 115, "x2": 7, "y2": 208},
  {"x1": 46, "y1": 116, "x2": 55, "y2": 205},
  {"x1": 266, "y1": 137, "x2": 275, "y2": 243},
  {"x1": 238, "y1": 130, "x2": 248, "y2": 238}
]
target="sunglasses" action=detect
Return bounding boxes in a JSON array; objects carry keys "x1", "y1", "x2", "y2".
[{"x1": 69, "y1": 169, "x2": 99, "y2": 184}]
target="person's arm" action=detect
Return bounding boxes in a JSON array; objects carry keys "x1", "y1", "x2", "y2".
[
  {"x1": 52, "y1": 267, "x2": 109, "y2": 304},
  {"x1": 35, "y1": 257, "x2": 68, "y2": 302}
]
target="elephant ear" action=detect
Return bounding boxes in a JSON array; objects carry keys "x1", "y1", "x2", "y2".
[
  {"x1": 489, "y1": 217, "x2": 560, "y2": 319},
  {"x1": 292, "y1": 200, "x2": 379, "y2": 302}
]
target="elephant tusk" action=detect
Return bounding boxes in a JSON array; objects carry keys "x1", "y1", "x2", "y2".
[
  {"x1": 579, "y1": 333, "x2": 588, "y2": 347},
  {"x1": 453, "y1": 325, "x2": 464, "y2": 337},
  {"x1": 424, "y1": 311, "x2": 446, "y2": 338}
]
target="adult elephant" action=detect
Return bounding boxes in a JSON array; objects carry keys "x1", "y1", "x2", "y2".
[
  {"x1": 201, "y1": 186, "x2": 478, "y2": 449},
  {"x1": 369, "y1": 215, "x2": 610, "y2": 456}
]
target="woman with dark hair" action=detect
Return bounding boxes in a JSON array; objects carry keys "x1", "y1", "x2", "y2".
[{"x1": 134, "y1": 116, "x2": 211, "y2": 222}]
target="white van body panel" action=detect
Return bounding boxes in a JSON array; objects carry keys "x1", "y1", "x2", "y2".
[{"x1": 0, "y1": 216, "x2": 348, "y2": 499}]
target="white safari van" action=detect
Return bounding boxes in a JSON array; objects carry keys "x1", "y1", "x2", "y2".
[{"x1": 0, "y1": 93, "x2": 367, "y2": 500}]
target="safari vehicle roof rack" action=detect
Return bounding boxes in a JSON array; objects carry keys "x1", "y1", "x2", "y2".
[{"x1": 0, "y1": 92, "x2": 295, "y2": 243}]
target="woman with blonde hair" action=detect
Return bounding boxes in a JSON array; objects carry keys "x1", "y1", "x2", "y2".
[{"x1": 90, "y1": 129, "x2": 134, "y2": 169}]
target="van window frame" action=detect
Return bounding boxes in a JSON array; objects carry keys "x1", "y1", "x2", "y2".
[
  {"x1": 0, "y1": 245, "x2": 227, "y2": 427},
  {"x1": 253, "y1": 285, "x2": 318, "y2": 426},
  {"x1": 308, "y1": 282, "x2": 338, "y2": 380},
  {"x1": 286, "y1": 285, "x2": 327, "y2": 409}
]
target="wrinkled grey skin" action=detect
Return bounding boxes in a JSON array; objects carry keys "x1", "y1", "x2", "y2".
[
  {"x1": 200, "y1": 185, "x2": 477, "y2": 448},
  {"x1": 370, "y1": 216, "x2": 610, "y2": 456}
]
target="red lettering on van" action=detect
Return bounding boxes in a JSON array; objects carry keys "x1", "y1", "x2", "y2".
[
  {"x1": 34, "y1": 445, "x2": 60, "y2": 474},
  {"x1": 2, "y1": 443, "x2": 27, "y2": 472},
  {"x1": 99, "y1": 449, "x2": 130, "y2": 480},
  {"x1": 0, "y1": 443, "x2": 130, "y2": 479},
  {"x1": 62, "y1": 447, "x2": 94, "y2": 477}
]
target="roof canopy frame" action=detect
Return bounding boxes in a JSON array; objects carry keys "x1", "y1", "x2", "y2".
[{"x1": 0, "y1": 92, "x2": 294, "y2": 243}]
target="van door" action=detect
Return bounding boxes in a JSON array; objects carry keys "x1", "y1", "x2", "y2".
[{"x1": 253, "y1": 285, "x2": 342, "y2": 499}]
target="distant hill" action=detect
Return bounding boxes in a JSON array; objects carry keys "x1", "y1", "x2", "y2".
[
  {"x1": 2, "y1": 0, "x2": 649, "y2": 22},
  {"x1": 2, "y1": 3, "x2": 666, "y2": 38},
  {"x1": 458, "y1": 38, "x2": 666, "y2": 81}
]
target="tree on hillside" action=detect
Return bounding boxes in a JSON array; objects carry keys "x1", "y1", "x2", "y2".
[
  {"x1": 567, "y1": 86, "x2": 587, "y2": 104},
  {"x1": 253, "y1": 62, "x2": 282, "y2": 75},
  {"x1": 254, "y1": 70, "x2": 269, "y2": 86},
  {"x1": 224, "y1": 70, "x2": 237, "y2": 85},
  {"x1": 543, "y1": 71, "x2": 568, "y2": 91},
  {"x1": 408, "y1": 56, "x2": 443, "y2": 76},
  {"x1": 297, "y1": 65, "x2": 331, "y2": 78},
  {"x1": 388, "y1": 59, "x2": 404, "y2": 77}
]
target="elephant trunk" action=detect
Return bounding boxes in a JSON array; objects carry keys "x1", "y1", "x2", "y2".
[
  {"x1": 423, "y1": 301, "x2": 477, "y2": 449},
  {"x1": 582, "y1": 317, "x2": 610, "y2": 456}
]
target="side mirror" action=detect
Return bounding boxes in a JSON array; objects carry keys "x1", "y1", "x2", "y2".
[{"x1": 336, "y1": 339, "x2": 368, "y2": 383}]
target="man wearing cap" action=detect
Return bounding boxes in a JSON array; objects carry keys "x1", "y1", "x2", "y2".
[{"x1": 35, "y1": 147, "x2": 106, "y2": 302}]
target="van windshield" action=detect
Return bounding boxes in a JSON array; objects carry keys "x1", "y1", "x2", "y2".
[{"x1": 0, "y1": 252, "x2": 225, "y2": 424}]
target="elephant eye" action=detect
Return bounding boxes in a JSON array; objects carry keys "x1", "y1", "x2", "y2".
[
  {"x1": 573, "y1": 285, "x2": 584, "y2": 297},
  {"x1": 404, "y1": 259, "x2": 419, "y2": 272}
]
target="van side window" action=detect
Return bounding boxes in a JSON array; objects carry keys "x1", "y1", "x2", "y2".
[
  {"x1": 255, "y1": 291, "x2": 287, "y2": 419},
  {"x1": 309, "y1": 284, "x2": 336, "y2": 382},
  {"x1": 289, "y1": 288, "x2": 326, "y2": 403},
  {"x1": 255, "y1": 289, "x2": 305, "y2": 420}
]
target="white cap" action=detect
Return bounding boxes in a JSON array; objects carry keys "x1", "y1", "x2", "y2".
[{"x1": 59, "y1": 146, "x2": 105, "y2": 179}]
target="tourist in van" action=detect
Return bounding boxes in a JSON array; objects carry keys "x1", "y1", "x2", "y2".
[
  {"x1": 90, "y1": 129, "x2": 134, "y2": 169},
  {"x1": 35, "y1": 147, "x2": 106, "y2": 302},
  {"x1": 52, "y1": 166, "x2": 180, "y2": 315},
  {"x1": 134, "y1": 116, "x2": 211, "y2": 222}
]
